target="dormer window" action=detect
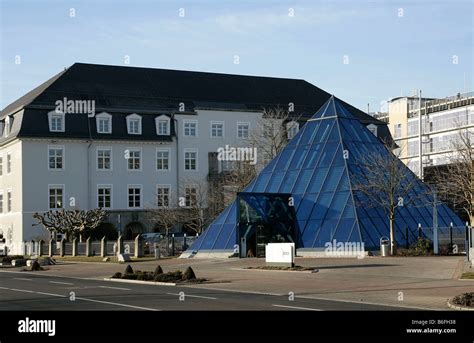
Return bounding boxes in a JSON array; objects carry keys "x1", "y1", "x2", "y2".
[
  {"x1": 126, "y1": 114, "x2": 142, "y2": 135},
  {"x1": 48, "y1": 111, "x2": 65, "y2": 132},
  {"x1": 96, "y1": 112, "x2": 112, "y2": 134},
  {"x1": 286, "y1": 121, "x2": 299, "y2": 140},
  {"x1": 367, "y1": 124, "x2": 378, "y2": 137},
  {"x1": 155, "y1": 115, "x2": 170, "y2": 136}
]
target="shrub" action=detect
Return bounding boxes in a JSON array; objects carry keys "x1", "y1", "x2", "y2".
[
  {"x1": 124, "y1": 264, "x2": 134, "y2": 275},
  {"x1": 111, "y1": 272, "x2": 122, "y2": 279},
  {"x1": 122, "y1": 273, "x2": 138, "y2": 280},
  {"x1": 153, "y1": 265, "x2": 163, "y2": 277},
  {"x1": 136, "y1": 271, "x2": 153, "y2": 281},
  {"x1": 0, "y1": 255, "x2": 24, "y2": 263},
  {"x1": 182, "y1": 266, "x2": 196, "y2": 280},
  {"x1": 452, "y1": 292, "x2": 473, "y2": 307},
  {"x1": 31, "y1": 260, "x2": 43, "y2": 271},
  {"x1": 153, "y1": 270, "x2": 183, "y2": 283},
  {"x1": 411, "y1": 237, "x2": 432, "y2": 256}
]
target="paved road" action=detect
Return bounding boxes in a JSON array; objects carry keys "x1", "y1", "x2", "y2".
[{"x1": 0, "y1": 270, "x2": 417, "y2": 311}]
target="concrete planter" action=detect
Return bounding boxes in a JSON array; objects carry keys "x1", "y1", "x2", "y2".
[
  {"x1": 447, "y1": 299, "x2": 474, "y2": 311},
  {"x1": 11, "y1": 259, "x2": 26, "y2": 267}
]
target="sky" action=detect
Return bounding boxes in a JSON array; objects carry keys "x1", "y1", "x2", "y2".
[{"x1": 0, "y1": 0, "x2": 473, "y2": 112}]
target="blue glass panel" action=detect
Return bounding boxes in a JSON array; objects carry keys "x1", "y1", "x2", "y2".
[
  {"x1": 307, "y1": 168, "x2": 328, "y2": 194},
  {"x1": 310, "y1": 192, "x2": 333, "y2": 219},
  {"x1": 332, "y1": 218, "x2": 356, "y2": 242},
  {"x1": 301, "y1": 220, "x2": 322, "y2": 246},
  {"x1": 293, "y1": 169, "x2": 313, "y2": 194},
  {"x1": 289, "y1": 146, "x2": 309, "y2": 170},
  {"x1": 326, "y1": 121, "x2": 340, "y2": 141},
  {"x1": 224, "y1": 229, "x2": 238, "y2": 250},
  {"x1": 321, "y1": 166, "x2": 344, "y2": 193},
  {"x1": 318, "y1": 143, "x2": 338, "y2": 168},
  {"x1": 337, "y1": 171, "x2": 350, "y2": 191},
  {"x1": 199, "y1": 224, "x2": 223, "y2": 250},
  {"x1": 326, "y1": 191, "x2": 349, "y2": 218},
  {"x1": 224, "y1": 203, "x2": 237, "y2": 223},
  {"x1": 348, "y1": 222, "x2": 362, "y2": 243},
  {"x1": 297, "y1": 195, "x2": 316, "y2": 221},
  {"x1": 253, "y1": 173, "x2": 271, "y2": 192},
  {"x1": 313, "y1": 219, "x2": 338, "y2": 247},
  {"x1": 341, "y1": 198, "x2": 356, "y2": 218},
  {"x1": 322, "y1": 98, "x2": 337, "y2": 117},
  {"x1": 266, "y1": 171, "x2": 285, "y2": 192},
  {"x1": 303, "y1": 144, "x2": 323, "y2": 168},
  {"x1": 279, "y1": 170, "x2": 299, "y2": 193},
  {"x1": 359, "y1": 218, "x2": 379, "y2": 247},
  {"x1": 275, "y1": 146, "x2": 295, "y2": 171},
  {"x1": 299, "y1": 121, "x2": 320, "y2": 145},
  {"x1": 214, "y1": 206, "x2": 230, "y2": 224},
  {"x1": 213, "y1": 224, "x2": 236, "y2": 249},
  {"x1": 314, "y1": 121, "x2": 333, "y2": 143},
  {"x1": 331, "y1": 145, "x2": 345, "y2": 167}
]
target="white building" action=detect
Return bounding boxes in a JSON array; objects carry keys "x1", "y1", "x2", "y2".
[{"x1": 0, "y1": 63, "x2": 388, "y2": 254}]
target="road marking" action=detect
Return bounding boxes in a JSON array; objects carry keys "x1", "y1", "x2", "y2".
[
  {"x1": 98, "y1": 285, "x2": 131, "y2": 291},
  {"x1": 13, "y1": 278, "x2": 33, "y2": 281},
  {"x1": 166, "y1": 292, "x2": 217, "y2": 300},
  {"x1": 75, "y1": 297, "x2": 160, "y2": 311},
  {"x1": 272, "y1": 304, "x2": 323, "y2": 311},
  {"x1": 7, "y1": 288, "x2": 35, "y2": 294},
  {"x1": 49, "y1": 281, "x2": 74, "y2": 285}
]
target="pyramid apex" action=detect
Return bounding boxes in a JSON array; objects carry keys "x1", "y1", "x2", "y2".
[{"x1": 309, "y1": 96, "x2": 357, "y2": 120}]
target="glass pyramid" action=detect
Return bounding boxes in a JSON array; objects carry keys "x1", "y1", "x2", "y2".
[{"x1": 187, "y1": 96, "x2": 464, "y2": 254}]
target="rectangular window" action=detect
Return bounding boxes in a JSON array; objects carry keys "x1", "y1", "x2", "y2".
[
  {"x1": 127, "y1": 149, "x2": 141, "y2": 170},
  {"x1": 7, "y1": 190, "x2": 11, "y2": 212},
  {"x1": 184, "y1": 150, "x2": 197, "y2": 171},
  {"x1": 128, "y1": 186, "x2": 141, "y2": 208},
  {"x1": 6, "y1": 153, "x2": 11, "y2": 174},
  {"x1": 157, "y1": 120, "x2": 169, "y2": 135},
  {"x1": 237, "y1": 122, "x2": 250, "y2": 139},
  {"x1": 156, "y1": 150, "x2": 169, "y2": 171},
  {"x1": 211, "y1": 122, "x2": 224, "y2": 138},
  {"x1": 48, "y1": 147, "x2": 63, "y2": 170},
  {"x1": 185, "y1": 186, "x2": 197, "y2": 207},
  {"x1": 0, "y1": 192, "x2": 3, "y2": 213},
  {"x1": 49, "y1": 186, "x2": 63, "y2": 209},
  {"x1": 157, "y1": 186, "x2": 170, "y2": 207},
  {"x1": 98, "y1": 117, "x2": 111, "y2": 133},
  {"x1": 50, "y1": 115, "x2": 63, "y2": 132},
  {"x1": 97, "y1": 148, "x2": 112, "y2": 170},
  {"x1": 0, "y1": 156, "x2": 3, "y2": 176},
  {"x1": 184, "y1": 121, "x2": 197, "y2": 137},
  {"x1": 394, "y1": 123, "x2": 402, "y2": 139},
  {"x1": 129, "y1": 119, "x2": 140, "y2": 134},
  {"x1": 97, "y1": 186, "x2": 112, "y2": 209}
]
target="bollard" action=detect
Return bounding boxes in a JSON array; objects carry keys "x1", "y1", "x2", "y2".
[
  {"x1": 134, "y1": 234, "x2": 143, "y2": 258},
  {"x1": 38, "y1": 239, "x2": 44, "y2": 256},
  {"x1": 59, "y1": 238, "x2": 66, "y2": 257},
  {"x1": 72, "y1": 238, "x2": 78, "y2": 257},
  {"x1": 100, "y1": 236, "x2": 107, "y2": 258},
  {"x1": 85, "y1": 237, "x2": 92, "y2": 257},
  {"x1": 49, "y1": 239, "x2": 56, "y2": 257}
]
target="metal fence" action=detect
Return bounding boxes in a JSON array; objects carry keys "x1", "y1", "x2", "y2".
[
  {"x1": 410, "y1": 226, "x2": 469, "y2": 253},
  {"x1": 144, "y1": 235, "x2": 198, "y2": 257}
]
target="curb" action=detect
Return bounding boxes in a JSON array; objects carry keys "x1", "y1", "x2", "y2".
[
  {"x1": 103, "y1": 277, "x2": 176, "y2": 286},
  {"x1": 231, "y1": 267, "x2": 317, "y2": 274},
  {"x1": 447, "y1": 299, "x2": 474, "y2": 311}
]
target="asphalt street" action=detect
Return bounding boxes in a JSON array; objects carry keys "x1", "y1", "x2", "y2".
[{"x1": 0, "y1": 270, "x2": 416, "y2": 311}]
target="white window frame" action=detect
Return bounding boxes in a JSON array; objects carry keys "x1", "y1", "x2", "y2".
[
  {"x1": 48, "y1": 111, "x2": 65, "y2": 132},
  {"x1": 366, "y1": 123, "x2": 378, "y2": 137},
  {"x1": 97, "y1": 184, "x2": 113, "y2": 209},
  {"x1": 0, "y1": 190, "x2": 3, "y2": 214},
  {"x1": 155, "y1": 115, "x2": 170, "y2": 136},
  {"x1": 156, "y1": 148, "x2": 170, "y2": 171},
  {"x1": 3, "y1": 116, "x2": 10, "y2": 137},
  {"x1": 6, "y1": 152, "x2": 12, "y2": 174},
  {"x1": 156, "y1": 184, "x2": 171, "y2": 208},
  {"x1": 48, "y1": 184, "x2": 64, "y2": 210},
  {"x1": 126, "y1": 113, "x2": 142, "y2": 135},
  {"x1": 96, "y1": 147, "x2": 113, "y2": 171},
  {"x1": 47, "y1": 145, "x2": 65, "y2": 171},
  {"x1": 126, "y1": 147, "x2": 142, "y2": 171},
  {"x1": 96, "y1": 112, "x2": 112, "y2": 134},
  {"x1": 210, "y1": 121, "x2": 224, "y2": 138},
  {"x1": 6, "y1": 189, "x2": 12, "y2": 213},
  {"x1": 127, "y1": 184, "x2": 143, "y2": 209},
  {"x1": 183, "y1": 119, "x2": 198, "y2": 137},
  {"x1": 286, "y1": 121, "x2": 300, "y2": 140},
  {"x1": 0, "y1": 154, "x2": 3, "y2": 177},
  {"x1": 184, "y1": 148, "x2": 198, "y2": 171},
  {"x1": 184, "y1": 184, "x2": 197, "y2": 208},
  {"x1": 237, "y1": 122, "x2": 250, "y2": 139}
]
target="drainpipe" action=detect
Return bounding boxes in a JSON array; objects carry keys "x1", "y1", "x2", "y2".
[{"x1": 173, "y1": 114, "x2": 179, "y2": 233}]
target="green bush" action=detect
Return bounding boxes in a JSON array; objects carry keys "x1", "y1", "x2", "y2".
[
  {"x1": 153, "y1": 270, "x2": 183, "y2": 283},
  {"x1": 124, "y1": 264, "x2": 134, "y2": 275},
  {"x1": 111, "y1": 272, "x2": 122, "y2": 279},
  {"x1": 411, "y1": 237, "x2": 432, "y2": 256},
  {"x1": 182, "y1": 266, "x2": 196, "y2": 280},
  {"x1": 153, "y1": 265, "x2": 163, "y2": 277},
  {"x1": 122, "y1": 273, "x2": 138, "y2": 280}
]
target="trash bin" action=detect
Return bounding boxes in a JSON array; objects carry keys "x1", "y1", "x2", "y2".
[
  {"x1": 380, "y1": 237, "x2": 390, "y2": 257},
  {"x1": 154, "y1": 244, "x2": 160, "y2": 260}
]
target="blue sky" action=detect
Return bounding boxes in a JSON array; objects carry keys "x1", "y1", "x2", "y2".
[{"x1": 0, "y1": 0, "x2": 472, "y2": 111}]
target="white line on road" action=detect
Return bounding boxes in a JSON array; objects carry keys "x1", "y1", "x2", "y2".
[
  {"x1": 75, "y1": 297, "x2": 160, "y2": 311},
  {"x1": 13, "y1": 278, "x2": 33, "y2": 281},
  {"x1": 49, "y1": 281, "x2": 74, "y2": 285},
  {"x1": 35, "y1": 291, "x2": 67, "y2": 298},
  {"x1": 98, "y1": 285, "x2": 131, "y2": 291},
  {"x1": 166, "y1": 292, "x2": 217, "y2": 300},
  {"x1": 272, "y1": 304, "x2": 323, "y2": 311},
  {"x1": 5, "y1": 288, "x2": 35, "y2": 294}
]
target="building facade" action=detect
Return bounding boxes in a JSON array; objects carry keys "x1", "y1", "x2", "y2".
[{"x1": 0, "y1": 63, "x2": 388, "y2": 254}]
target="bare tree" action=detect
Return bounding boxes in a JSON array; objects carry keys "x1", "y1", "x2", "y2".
[
  {"x1": 33, "y1": 208, "x2": 107, "y2": 240},
  {"x1": 350, "y1": 141, "x2": 425, "y2": 255},
  {"x1": 434, "y1": 127, "x2": 474, "y2": 226},
  {"x1": 146, "y1": 192, "x2": 181, "y2": 237},
  {"x1": 178, "y1": 178, "x2": 210, "y2": 235},
  {"x1": 248, "y1": 106, "x2": 301, "y2": 171}
]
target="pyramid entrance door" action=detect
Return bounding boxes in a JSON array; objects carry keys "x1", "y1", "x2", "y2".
[{"x1": 237, "y1": 192, "x2": 297, "y2": 258}]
